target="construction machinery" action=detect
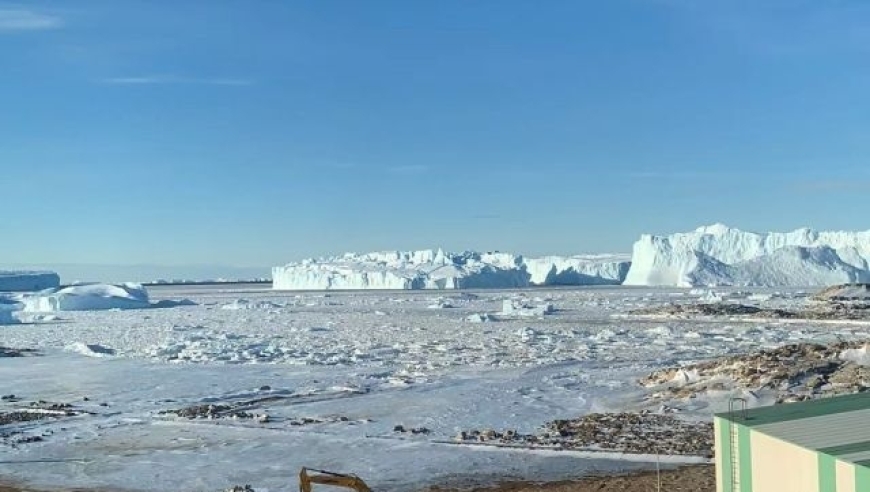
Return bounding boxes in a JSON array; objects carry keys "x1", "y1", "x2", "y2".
[{"x1": 299, "y1": 467, "x2": 373, "y2": 492}]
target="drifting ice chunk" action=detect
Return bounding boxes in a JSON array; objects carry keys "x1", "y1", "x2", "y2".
[
  {"x1": 0, "y1": 271, "x2": 60, "y2": 292},
  {"x1": 221, "y1": 299, "x2": 283, "y2": 310},
  {"x1": 427, "y1": 298, "x2": 455, "y2": 309},
  {"x1": 20, "y1": 283, "x2": 152, "y2": 312},
  {"x1": 68, "y1": 342, "x2": 116, "y2": 357},
  {"x1": 697, "y1": 290, "x2": 723, "y2": 303},
  {"x1": 624, "y1": 224, "x2": 870, "y2": 287},
  {"x1": 500, "y1": 299, "x2": 554, "y2": 317}
]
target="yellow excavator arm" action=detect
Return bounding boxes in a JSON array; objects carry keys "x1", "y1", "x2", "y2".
[{"x1": 299, "y1": 467, "x2": 373, "y2": 492}]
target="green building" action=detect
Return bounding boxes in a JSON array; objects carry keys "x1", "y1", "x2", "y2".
[{"x1": 715, "y1": 393, "x2": 870, "y2": 492}]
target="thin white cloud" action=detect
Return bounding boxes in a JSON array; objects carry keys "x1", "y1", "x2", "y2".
[
  {"x1": 0, "y1": 8, "x2": 62, "y2": 31},
  {"x1": 101, "y1": 76, "x2": 253, "y2": 86}
]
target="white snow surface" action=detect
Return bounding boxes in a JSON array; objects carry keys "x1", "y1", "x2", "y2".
[
  {"x1": 17, "y1": 283, "x2": 152, "y2": 312},
  {"x1": 0, "y1": 270, "x2": 60, "y2": 292},
  {"x1": 624, "y1": 224, "x2": 870, "y2": 287},
  {"x1": 840, "y1": 345, "x2": 870, "y2": 366},
  {"x1": 2, "y1": 284, "x2": 865, "y2": 491},
  {"x1": 273, "y1": 249, "x2": 630, "y2": 290}
]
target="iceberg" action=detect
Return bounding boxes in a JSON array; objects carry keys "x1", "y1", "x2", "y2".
[
  {"x1": 0, "y1": 298, "x2": 21, "y2": 325},
  {"x1": 19, "y1": 283, "x2": 152, "y2": 312},
  {"x1": 625, "y1": 224, "x2": 870, "y2": 287},
  {"x1": 0, "y1": 270, "x2": 60, "y2": 292},
  {"x1": 272, "y1": 249, "x2": 630, "y2": 290}
]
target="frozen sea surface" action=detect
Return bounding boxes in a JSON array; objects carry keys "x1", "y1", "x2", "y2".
[{"x1": 1, "y1": 285, "x2": 867, "y2": 491}]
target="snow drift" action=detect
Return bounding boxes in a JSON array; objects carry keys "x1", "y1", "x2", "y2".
[
  {"x1": 272, "y1": 249, "x2": 630, "y2": 290},
  {"x1": 20, "y1": 283, "x2": 152, "y2": 312},
  {"x1": 625, "y1": 224, "x2": 870, "y2": 287},
  {"x1": 0, "y1": 271, "x2": 60, "y2": 292}
]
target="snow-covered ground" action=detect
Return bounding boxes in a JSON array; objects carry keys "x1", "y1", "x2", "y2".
[{"x1": 2, "y1": 285, "x2": 869, "y2": 491}]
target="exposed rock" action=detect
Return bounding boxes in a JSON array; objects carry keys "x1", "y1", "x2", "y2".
[
  {"x1": 0, "y1": 347, "x2": 40, "y2": 358},
  {"x1": 458, "y1": 412, "x2": 713, "y2": 457},
  {"x1": 629, "y1": 302, "x2": 870, "y2": 321},
  {"x1": 163, "y1": 404, "x2": 249, "y2": 420},
  {"x1": 641, "y1": 340, "x2": 870, "y2": 403},
  {"x1": 224, "y1": 486, "x2": 255, "y2": 492},
  {"x1": 814, "y1": 284, "x2": 870, "y2": 302}
]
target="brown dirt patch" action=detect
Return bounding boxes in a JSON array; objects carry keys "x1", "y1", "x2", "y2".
[{"x1": 429, "y1": 465, "x2": 714, "y2": 492}]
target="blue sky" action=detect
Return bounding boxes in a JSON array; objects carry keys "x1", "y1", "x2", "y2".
[{"x1": 1, "y1": 1, "x2": 869, "y2": 271}]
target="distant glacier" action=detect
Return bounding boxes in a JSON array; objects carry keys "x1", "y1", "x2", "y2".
[
  {"x1": 272, "y1": 249, "x2": 630, "y2": 290},
  {"x1": 273, "y1": 224, "x2": 870, "y2": 290}
]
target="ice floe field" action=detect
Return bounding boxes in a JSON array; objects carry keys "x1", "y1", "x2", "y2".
[{"x1": 2, "y1": 284, "x2": 870, "y2": 491}]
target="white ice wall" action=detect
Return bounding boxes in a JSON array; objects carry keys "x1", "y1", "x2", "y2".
[
  {"x1": 0, "y1": 271, "x2": 60, "y2": 292},
  {"x1": 625, "y1": 224, "x2": 870, "y2": 287},
  {"x1": 272, "y1": 250, "x2": 631, "y2": 290}
]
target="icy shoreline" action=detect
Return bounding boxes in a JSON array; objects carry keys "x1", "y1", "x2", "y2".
[{"x1": 1, "y1": 285, "x2": 868, "y2": 491}]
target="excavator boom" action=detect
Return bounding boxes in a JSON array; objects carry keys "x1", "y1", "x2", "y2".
[{"x1": 299, "y1": 467, "x2": 373, "y2": 492}]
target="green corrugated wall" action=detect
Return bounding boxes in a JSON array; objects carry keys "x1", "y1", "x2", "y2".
[
  {"x1": 818, "y1": 454, "x2": 836, "y2": 492},
  {"x1": 856, "y1": 465, "x2": 870, "y2": 490},
  {"x1": 717, "y1": 417, "x2": 733, "y2": 492},
  {"x1": 715, "y1": 418, "x2": 754, "y2": 492}
]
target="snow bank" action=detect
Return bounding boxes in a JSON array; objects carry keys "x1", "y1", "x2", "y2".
[
  {"x1": 839, "y1": 345, "x2": 870, "y2": 366},
  {"x1": 20, "y1": 283, "x2": 152, "y2": 312},
  {"x1": 273, "y1": 249, "x2": 630, "y2": 290},
  {"x1": 624, "y1": 224, "x2": 870, "y2": 287},
  {"x1": 0, "y1": 270, "x2": 60, "y2": 292}
]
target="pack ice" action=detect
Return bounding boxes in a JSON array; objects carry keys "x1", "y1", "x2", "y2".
[
  {"x1": 624, "y1": 224, "x2": 870, "y2": 287},
  {"x1": 0, "y1": 270, "x2": 60, "y2": 292},
  {"x1": 272, "y1": 249, "x2": 630, "y2": 290}
]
